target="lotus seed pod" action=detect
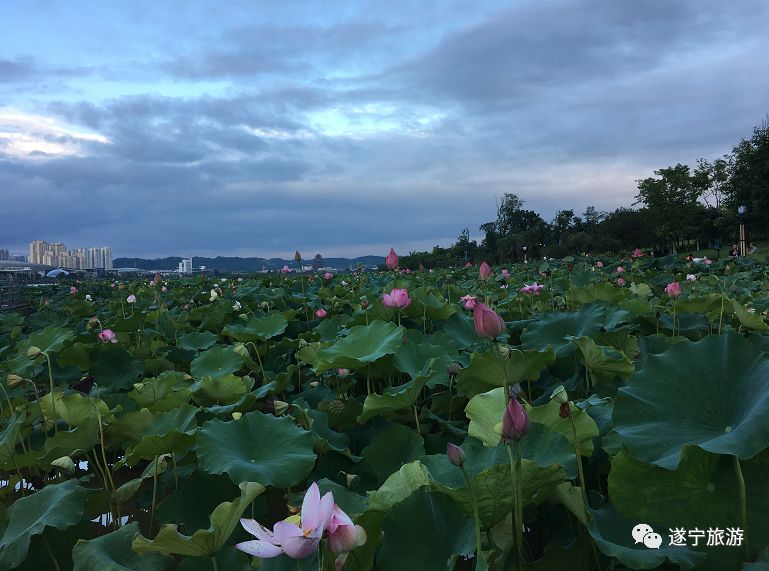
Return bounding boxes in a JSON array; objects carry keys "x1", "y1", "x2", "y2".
[
  {"x1": 26, "y1": 346, "x2": 42, "y2": 359},
  {"x1": 273, "y1": 400, "x2": 289, "y2": 415},
  {"x1": 51, "y1": 456, "x2": 76, "y2": 472},
  {"x1": 232, "y1": 412, "x2": 243, "y2": 420},
  {"x1": 550, "y1": 385, "x2": 568, "y2": 405},
  {"x1": 7, "y1": 373, "x2": 23, "y2": 388},
  {"x1": 233, "y1": 344, "x2": 249, "y2": 358}
]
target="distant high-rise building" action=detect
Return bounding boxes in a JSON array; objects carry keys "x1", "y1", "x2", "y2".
[
  {"x1": 178, "y1": 257, "x2": 193, "y2": 273},
  {"x1": 29, "y1": 241, "x2": 112, "y2": 269},
  {"x1": 312, "y1": 254, "x2": 324, "y2": 270},
  {"x1": 0, "y1": 249, "x2": 8, "y2": 261}
]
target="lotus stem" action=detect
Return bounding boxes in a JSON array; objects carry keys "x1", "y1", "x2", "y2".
[
  {"x1": 43, "y1": 536, "x2": 61, "y2": 571},
  {"x1": 246, "y1": 342, "x2": 266, "y2": 385},
  {"x1": 43, "y1": 352, "x2": 57, "y2": 435},
  {"x1": 506, "y1": 444, "x2": 523, "y2": 571},
  {"x1": 211, "y1": 556, "x2": 219, "y2": 571},
  {"x1": 150, "y1": 455, "x2": 159, "y2": 536},
  {"x1": 460, "y1": 465, "x2": 484, "y2": 567},
  {"x1": 568, "y1": 410, "x2": 591, "y2": 522},
  {"x1": 733, "y1": 455, "x2": 751, "y2": 560},
  {"x1": 413, "y1": 404, "x2": 420, "y2": 435}
]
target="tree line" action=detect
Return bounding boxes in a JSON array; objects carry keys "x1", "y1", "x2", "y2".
[{"x1": 403, "y1": 119, "x2": 769, "y2": 267}]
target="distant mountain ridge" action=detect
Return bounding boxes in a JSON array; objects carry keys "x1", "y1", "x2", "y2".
[{"x1": 113, "y1": 255, "x2": 385, "y2": 272}]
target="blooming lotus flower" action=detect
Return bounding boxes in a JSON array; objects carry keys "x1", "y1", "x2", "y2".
[
  {"x1": 85, "y1": 294, "x2": 92, "y2": 301},
  {"x1": 281, "y1": 265, "x2": 290, "y2": 274},
  {"x1": 502, "y1": 391, "x2": 530, "y2": 443},
  {"x1": 337, "y1": 368, "x2": 349, "y2": 378},
  {"x1": 324, "y1": 272, "x2": 333, "y2": 280},
  {"x1": 501, "y1": 269, "x2": 510, "y2": 278},
  {"x1": 479, "y1": 262, "x2": 492, "y2": 280},
  {"x1": 386, "y1": 248, "x2": 399, "y2": 270},
  {"x1": 617, "y1": 277, "x2": 626, "y2": 286},
  {"x1": 703, "y1": 257, "x2": 712, "y2": 265},
  {"x1": 233, "y1": 301, "x2": 242, "y2": 311},
  {"x1": 382, "y1": 288, "x2": 411, "y2": 308},
  {"x1": 465, "y1": 262, "x2": 473, "y2": 268},
  {"x1": 665, "y1": 282, "x2": 682, "y2": 298},
  {"x1": 210, "y1": 289, "x2": 219, "y2": 302},
  {"x1": 616, "y1": 266, "x2": 625, "y2": 273},
  {"x1": 447, "y1": 443, "x2": 465, "y2": 467},
  {"x1": 161, "y1": 286, "x2": 167, "y2": 292},
  {"x1": 70, "y1": 286, "x2": 78, "y2": 295},
  {"x1": 237, "y1": 482, "x2": 334, "y2": 559},
  {"x1": 98, "y1": 329, "x2": 117, "y2": 344},
  {"x1": 596, "y1": 261, "x2": 604, "y2": 268},
  {"x1": 126, "y1": 294, "x2": 136, "y2": 303},
  {"x1": 519, "y1": 283, "x2": 545, "y2": 295},
  {"x1": 326, "y1": 503, "x2": 367, "y2": 556},
  {"x1": 632, "y1": 248, "x2": 643, "y2": 258},
  {"x1": 473, "y1": 302, "x2": 506, "y2": 339},
  {"x1": 460, "y1": 295, "x2": 476, "y2": 310},
  {"x1": 316, "y1": 308, "x2": 327, "y2": 318},
  {"x1": 686, "y1": 274, "x2": 697, "y2": 282}
]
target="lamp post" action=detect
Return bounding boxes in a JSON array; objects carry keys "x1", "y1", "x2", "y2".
[
  {"x1": 738, "y1": 205, "x2": 747, "y2": 257},
  {"x1": 522, "y1": 246, "x2": 528, "y2": 264}
]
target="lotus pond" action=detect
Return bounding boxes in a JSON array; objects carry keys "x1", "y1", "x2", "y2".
[{"x1": 1, "y1": 254, "x2": 769, "y2": 570}]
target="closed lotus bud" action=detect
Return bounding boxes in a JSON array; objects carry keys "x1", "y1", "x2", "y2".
[
  {"x1": 51, "y1": 456, "x2": 76, "y2": 472},
  {"x1": 446, "y1": 443, "x2": 465, "y2": 467},
  {"x1": 26, "y1": 346, "x2": 42, "y2": 359},
  {"x1": 550, "y1": 385, "x2": 568, "y2": 405},
  {"x1": 273, "y1": 400, "x2": 289, "y2": 415},
  {"x1": 233, "y1": 344, "x2": 249, "y2": 358},
  {"x1": 472, "y1": 302, "x2": 506, "y2": 339},
  {"x1": 479, "y1": 261, "x2": 492, "y2": 280},
  {"x1": 294, "y1": 251, "x2": 302, "y2": 262},
  {"x1": 559, "y1": 402, "x2": 571, "y2": 418},
  {"x1": 7, "y1": 373, "x2": 23, "y2": 388},
  {"x1": 386, "y1": 248, "x2": 399, "y2": 270},
  {"x1": 446, "y1": 363, "x2": 459, "y2": 378},
  {"x1": 502, "y1": 385, "x2": 530, "y2": 443},
  {"x1": 232, "y1": 412, "x2": 243, "y2": 420}
]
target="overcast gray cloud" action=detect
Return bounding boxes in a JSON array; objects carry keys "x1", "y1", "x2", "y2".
[{"x1": 1, "y1": 0, "x2": 767, "y2": 258}]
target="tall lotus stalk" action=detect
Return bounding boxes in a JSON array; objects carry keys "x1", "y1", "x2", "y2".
[
  {"x1": 502, "y1": 384, "x2": 529, "y2": 570},
  {"x1": 295, "y1": 251, "x2": 310, "y2": 323},
  {"x1": 551, "y1": 386, "x2": 590, "y2": 519},
  {"x1": 733, "y1": 455, "x2": 751, "y2": 560},
  {"x1": 448, "y1": 444, "x2": 483, "y2": 567}
]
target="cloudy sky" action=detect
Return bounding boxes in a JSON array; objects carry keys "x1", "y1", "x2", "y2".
[{"x1": 2, "y1": 0, "x2": 767, "y2": 259}]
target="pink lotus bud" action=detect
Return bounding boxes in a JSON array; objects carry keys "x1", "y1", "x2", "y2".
[
  {"x1": 405, "y1": 268, "x2": 411, "y2": 274},
  {"x1": 502, "y1": 390, "x2": 530, "y2": 443},
  {"x1": 386, "y1": 248, "x2": 399, "y2": 270},
  {"x1": 632, "y1": 248, "x2": 643, "y2": 258},
  {"x1": 616, "y1": 266, "x2": 625, "y2": 273},
  {"x1": 326, "y1": 504, "x2": 367, "y2": 555},
  {"x1": 501, "y1": 269, "x2": 510, "y2": 278},
  {"x1": 596, "y1": 261, "x2": 604, "y2": 268},
  {"x1": 324, "y1": 272, "x2": 333, "y2": 280},
  {"x1": 153, "y1": 272, "x2": 162, "y2": 285},
  {"x1": 703, "y1": 258, "x2": 712, "y2": 265},
  {"x1": 70, "y1": 286, "x2": 78, "y2": 295},
  {"x1": 337, "y1": 368, "x2": 349, "y2": 378},
  {"x1": 472, "y1": 302, "x2": 506, "y2": 339},
  {"x1": 446, "y1": 443, "x2": 465, "y2": 467},
  {"x1": 617, "y1": 277, "x2": 626, "y2": 286},
  {"x1": 98, "y1": 329, "x2": 118, "y2": 343},
  {"x1": 479, "y1": 262, "x2": 492, "y2": 280},
  {"x1": 519, "y1": 283, "x2": 544, "y2": 295},
  {"x1": 316, "y1": 308, "x2": 327, "y2": 318},
  {"x1": 665, "y1": 282, "x2": 682, "y2": 298},
  {"x1": 126, "y1": 294, "x2": 136, "y2": 303},
  {"x1": 465, "y1": 262, "x2": 472, "y2": 268},
  {"x1": 460, "y1": 295, "x2": 476, "y2": 310},
  {"x1": 281, "y1": 265, "x2": 290, "y2": 274},
  {"x1": 382, "y1": 288, "x2": 411, "y2": 309}
]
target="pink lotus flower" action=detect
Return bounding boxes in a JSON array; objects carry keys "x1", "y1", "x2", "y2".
[
  {"x1": 281, "y1": 265, "x2": 290, "y2": 274},
  {"x1": 237, "y1": 483, "x2": 334, "y2": 559},
  {"x1": 596, "y1": 261, "x2": 604, "y2": 268},
  {"x1": 386, "y1": 248, "x2": 399, "y2": 270},
  {"x1": 502, "y1": 392, "x2": 530, "y2": 443},
  {"x1": 617, "y1": 277, "x2": 626, "y2": 286},
  {"x1": 665, "y1": 282, "x2": 682, "y2": 298},
  {"x1": 632, "y1": 248, "x2": 644, "y2": 258},
  {"x1": 465, "y1": 262, "x2": 473, "y2": 268},
  {"x1": 616, "y1": 266, "x2": 625, "y2": 273},
  {"x1": 473, "y1": 302, "x2": 506, "y2": 339},
  {"x1": 479, "y1": 262, "x2": 492, "y2": 280},
  {"x1": 98, "y1": 329, "x2": 117, "y2": 343},
  {"x1": 703, "y1": 257, "x2": 712, "y2": 265},
  {"x1": 326, "y1": 504, "x2": 367, "y2": 558},
  {"x1": 70, "y1": 286, "x2": 77, "y2": 295},
  {"x1": 686, "y1": 274, "x2": 697, "y2": 282},
  {"x1": 324, "y1": 272, "x2": 333, "y2": 280},
  {"x1": 501, "y1": 269, "x2": 510, "y2": 278},
  {"x1": 316, "y1": 308, "x2": 327, "y2": 318},
  {"x1": 337, "y1": 368, "x2": 349, "y2": 378},
  {"x1": 126, "y1": 294, "x2": 136, "y2": 303},
  {"x1": 382, "y1": 288, "x2": 411, "y2": 308},
  {"x1": 460, "y1": 295, "x2": 476, "y2": 310},
  {"x1": 519, "y1": 283, "x2": 544, "y2": 295}
]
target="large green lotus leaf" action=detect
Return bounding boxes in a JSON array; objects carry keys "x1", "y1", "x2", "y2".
[
  {"x1": 156, "y1": 473, "x2": 240, "y2": 531},
  {"x1": 440, "y1": 312, "x2": 481, "y2": 350},
  {"x1": 73, "y1": 522, "x2": 173, "y2": 571},
  {"x1": 196, "y1": 412, "x2": 316, "y2": 486},
  {"x1": 466, "y1": 388, "x2": 598, "y2": 455},
  {"x1": 613, "y1": 333, "x2": 769, "y2": 469},
  {"x1": 129, "y1": 371, "x2": 192, "y2": 412},
  {"x1": 609, "y1": 446, "x2": 769, "y2": 570},
  {"x1": 90, "y1": 347, "x2": 144, "y2": 391},
  {"x1": 743, "y1": 547, "x2": 769, "y2": 571},
  {"x1": 190, "y1": 346, "x2": 244, "y2": 379},
  {"x1": 0, "y1": 480, "x2": 87, "y2": 570},
  {"x1": 0, "y1": 413, "x2": 24, "y2": 469},
  {"x1": 191, "y1": 373, "x2": 252, "y2": 405},
  {"x1": 315, "y1": 478, "x2": 368, "y2": 517},
  {"x1": 126, "y1": 403, "x2": 199, "y2": 464},
  {"x1": 521, "y1": 304, "x2": 631, "y2": 359},
  {"x1": 731, "y1": 299, "x2": 769, "y2": 332},
  {"x1": 394, "y1": 330, "x2": 457, "y2": 382},
  {"x1": 132, "y1": 482, "x2": 265, "y2": 557},
  {"x1": 58, "y1": 342, "x2": 92, "y2": 370},
  {"x1": 361, "y1": 423, "x2": 425, "y2": 482},
  {"x1": 367, "y1": 461, "x2": 432, "y2": 512},
  {"x1": 405, "y1": 287, "x2": 456, "y2": 320},
  {"x1": 568, "y1": 335, "x2": 635, "y2": 385},
  {"x1": 223, "y1": 313, "x2": 288, "y2": 342},
  {"x1": 106, "y1": 409, "x2": 154, "y2": 448},
  {"x1": 40, "y1": 392, "x2": 108, "y2": 427},
  {"x1": 377, "y1": 489, "x2": 475, "y2": 571},
  {"x1": 567, "y1": 283, "x2": 628, "y2": 305},
  {"x1": 457, "y1": 347, "x2": 555, "y2": 399},
  {"x1": 177, "y1": 331, "x2": 218, "y2": 351},
  {"x1": 357, "y1": 375, "x2": 427, "y2": 424},
  {"x1": 314, "y1": 320, "x2": 405, "y2": 372},
  {"x1": 306, "y1": 409, "x2": 350, "y2": 454},
  {"x1": 38, "y1": 419, "x2": 99, "y2": 465},
  {"x1": 587, "y1": 502, "x2": 707, "y2": 570},
  {"x1": 21, "y1": 325, "x2": 75, "y2": 355}
]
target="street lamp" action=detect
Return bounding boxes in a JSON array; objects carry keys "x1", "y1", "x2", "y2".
[
  {"x1": 522, "y1": 246, "x2": 528, "y2": 264},
  {"x1": 738, "y1": 205, "x2": 747, "y2": 257}
]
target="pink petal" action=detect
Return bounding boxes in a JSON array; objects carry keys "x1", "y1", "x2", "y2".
[
  {"x1": 327, "y1": 504, "x2": 354, "y2": 534},
  {"x1": 235, "y1": 540, "x2": 284, "y2": 558},
  {"x1": 282, "y1": 535, "x2": 320, "y2": 559},
  {"x1": 240, "y1": 518, "x2": 274, "y2": 543},
  {"x1": 272, "y1": 521, "x2": 303, "y2": 544},
  {"x1": 300, "y1": 483, "x2": 321, "y2": 529}
]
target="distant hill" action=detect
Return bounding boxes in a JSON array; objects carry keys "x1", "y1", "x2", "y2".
[{"x1": 113, "y1": 255, "x2": 385, "y2": 272}]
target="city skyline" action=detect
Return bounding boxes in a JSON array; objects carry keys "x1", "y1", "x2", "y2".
[{"x1": 28, "y1": 240, "x2": 112, "y2": 270}]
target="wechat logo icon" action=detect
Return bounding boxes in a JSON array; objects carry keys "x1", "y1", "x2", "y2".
[{"x1": 632, "y1": 524, "x2": 662, "y2": 549}]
